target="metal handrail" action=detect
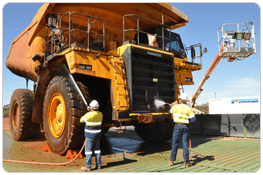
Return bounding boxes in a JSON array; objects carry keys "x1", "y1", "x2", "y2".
[
  {"x1": 45, "y1": 11, "x2": 105, "y2": 61},
  {"x1": 123, "y1": 14, "x2": 171, "y2": 51},
  {"x1": 217, "y1": 22, "x2": 256, "y2": 58},
  {"x1": 69, "y1": 12, "x2": 105, "y2": 50},
  {"x1": 185, "y1": 43, "x2": 203, "y2": 67}
]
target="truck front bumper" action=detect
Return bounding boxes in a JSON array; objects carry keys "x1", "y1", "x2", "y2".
[{"x1": 112, "y1": 111, "x2": 171, "y2": 123}]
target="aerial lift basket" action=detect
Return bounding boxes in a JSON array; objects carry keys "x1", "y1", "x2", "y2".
[
  {"x1": 191, "y1": 21, "x2": 257, "y2": 107},
  {"x1": 217, "y1": 21, "x2": 256, "y2": 61}
]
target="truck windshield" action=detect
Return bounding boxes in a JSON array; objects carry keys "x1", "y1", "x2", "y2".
[{"x1": 165, "y1": 33, "x2": 184, "y2": 55}]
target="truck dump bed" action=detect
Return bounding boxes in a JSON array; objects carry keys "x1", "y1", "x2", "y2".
[{"x1": 6, "y1": 3, "x2": 189, "y2": 82}]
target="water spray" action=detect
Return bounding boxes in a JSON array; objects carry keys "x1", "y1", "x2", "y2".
[{"x1": 154, "y1": 99, "x2": 167, "y2": 107}]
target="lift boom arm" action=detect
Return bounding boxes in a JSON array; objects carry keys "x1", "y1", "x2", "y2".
[{"x1": 191, "y1": 46, "x2": 223, "y2": 107}]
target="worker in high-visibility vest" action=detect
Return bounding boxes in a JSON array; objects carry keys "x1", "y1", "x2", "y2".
[
  {"x1": 223, "y1": 32, "x2": 230, "y2": 48},
  {"x1": 169, "y1": 93, "x2": 196, "y2": 168},
  {"x1": 80, "y1": 100, "x2": 103, "y2": 171}
]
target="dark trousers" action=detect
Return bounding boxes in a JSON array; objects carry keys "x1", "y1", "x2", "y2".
[
  {"x1": 170, "y1": 124, "x2": 189, "y2": 162},
  {"x1": 85, "y1": 138, "x2": 101, "y2": 169}
]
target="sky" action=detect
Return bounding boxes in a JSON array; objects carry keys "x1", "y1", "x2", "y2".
[
  {"x1": 171, "y1": 3, "x2": 260, "y2": 105},
  {"x1": 1, "y1": 2, "x2": 261, "y2": 106}
]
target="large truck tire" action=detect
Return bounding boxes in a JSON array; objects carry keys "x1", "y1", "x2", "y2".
[
  {"x1": 134, "y1": 119, "x2": 175, "y2": 142},
  {"x1": 9, "y1": 89, "x2": 36, "y2": 141},
  {"x1": 43, "y1": 76, "x2": 91, "y2": 155}
]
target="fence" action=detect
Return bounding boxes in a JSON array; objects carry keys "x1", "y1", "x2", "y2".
[{"x1": 190, "y1": 114, "x2": 260, "y2": 138}]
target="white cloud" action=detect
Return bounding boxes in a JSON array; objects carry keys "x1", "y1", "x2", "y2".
[
  {"x1": 220, "y1": 77, "x2": 260, "y2": 98},
  {"x1": 226, "y1": 77, "x2": 260, "y2": 89}
]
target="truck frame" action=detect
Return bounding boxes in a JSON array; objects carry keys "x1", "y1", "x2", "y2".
[{"x1": 6, "y1": 3, "x2": 204, "y2": 155}]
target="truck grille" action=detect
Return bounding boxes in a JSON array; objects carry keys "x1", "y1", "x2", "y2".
[{"x1": 130, "y1": 47, "x2": 175, "y2": 111}]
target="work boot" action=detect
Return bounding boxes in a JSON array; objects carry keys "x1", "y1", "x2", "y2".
[
  {"x1": 81, "y1": 167, "x2": 91, "y2": 171},
  {"x1": 95, "y1": 166, "x2": 102, "y2": 170},
  {"x1": 169, "y1": 161, "x2": 175, "y2": 166},
  {"x1": 185, "y1": 161, "x2": 193, "y2": 168}
]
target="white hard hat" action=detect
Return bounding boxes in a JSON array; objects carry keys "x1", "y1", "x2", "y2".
[
  {"x1": 179, "y1": 93, "x2": 188, "y2": 101},
  {"x1": 89, "y1": 100, "x2": 99, "y2": 110}
]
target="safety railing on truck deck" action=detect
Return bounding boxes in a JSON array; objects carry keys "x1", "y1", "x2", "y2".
[
  {"x1": 44, "y1": 11, "x2": 105, "y2": 61},
  {"x1": 123, "y1": 14, "x2": 172, "y2": 51}
]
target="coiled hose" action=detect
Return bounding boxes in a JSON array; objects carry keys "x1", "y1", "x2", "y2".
[{"x1": 3, "y1": 138, "x2": 86, "y2": 166}]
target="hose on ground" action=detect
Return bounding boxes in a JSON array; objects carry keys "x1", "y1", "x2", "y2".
[{"x1": 3, "y1": 138, "x2": 86, "y2": 166}]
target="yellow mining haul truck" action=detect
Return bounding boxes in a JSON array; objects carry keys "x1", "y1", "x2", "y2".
[{"x1": 6, "y1": 3, "x2": 204, "y2": 155}]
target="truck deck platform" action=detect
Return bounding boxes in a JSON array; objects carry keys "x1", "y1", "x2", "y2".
[{"x1": 3, "y1": 124, "x2": 260, "y2": 172}]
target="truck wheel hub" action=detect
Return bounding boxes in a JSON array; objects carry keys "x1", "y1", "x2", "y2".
[{"x1": 48, "y1": 93, "x2": 66, "y2": 138}]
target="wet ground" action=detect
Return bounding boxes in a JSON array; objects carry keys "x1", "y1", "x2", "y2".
[{"x1": 3, "y1": 120, "x2": 260, "y2": 172}]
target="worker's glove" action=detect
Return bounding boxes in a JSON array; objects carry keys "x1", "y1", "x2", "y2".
[{"x1": 87, "y1": 106, "x2": 91, "y2": 112}]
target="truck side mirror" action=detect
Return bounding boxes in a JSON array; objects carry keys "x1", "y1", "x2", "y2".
[
  {"x1": 46, "y1": 14, "x2": 57, "y2": 28},
  {"x1": 191, "y1": 46, "x2": 196, "y2": 59}
]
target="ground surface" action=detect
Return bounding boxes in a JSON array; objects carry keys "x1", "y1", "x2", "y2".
[
  {"x1": 2, "y1": 118, "x2": 260, "y2": 172},
  {"x1": 3, "y1": 118, "x2": 9, "y2": 131}
]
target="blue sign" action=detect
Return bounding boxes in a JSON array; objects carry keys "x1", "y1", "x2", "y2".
[{"x1": 239, "y1": 98, "x2": 258, "y2": 103}]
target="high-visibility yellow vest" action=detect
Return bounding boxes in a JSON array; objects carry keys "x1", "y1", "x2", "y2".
[
  {"x1": 80, "y1": 111, "x2": 103, "y2": 140},
  {"x1": 170, "y1": 104, "x2": 195, "y2": 124},
  {"x1": 80, "y1": 111, "x2": 103, "y2": 126}
]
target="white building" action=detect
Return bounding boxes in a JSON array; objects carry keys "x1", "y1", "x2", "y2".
[{"x1": 209, "y1": 96, "x2": 260, "y2": 114}]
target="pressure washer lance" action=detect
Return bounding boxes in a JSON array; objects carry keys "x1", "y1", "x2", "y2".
[
  {"x1": 68, "y1": 72, "x2": 89, "y2": 107},
  {"x1": 3, "y1": 69, "x2": 90, "y2": 166}
]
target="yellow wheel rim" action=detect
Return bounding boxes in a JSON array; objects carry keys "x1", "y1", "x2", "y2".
[{"x1": 48, "y1": 93, "x2": 66, "y2": 138}]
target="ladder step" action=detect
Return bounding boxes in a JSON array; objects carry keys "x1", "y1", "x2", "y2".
[
  {"x1": 113, "y1": 61, "x2": 124, "y2": 64},
  {"x1": 117, "y1": 83, "x2": 127, "y2": 85},
  {"x1": 119, "y1": 94, "x2": 128, "y2": 96}
]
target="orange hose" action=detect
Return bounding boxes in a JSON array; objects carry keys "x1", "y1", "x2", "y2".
[{"x1": 3, "y1": 138, "x2": 86, "y2": 166}]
